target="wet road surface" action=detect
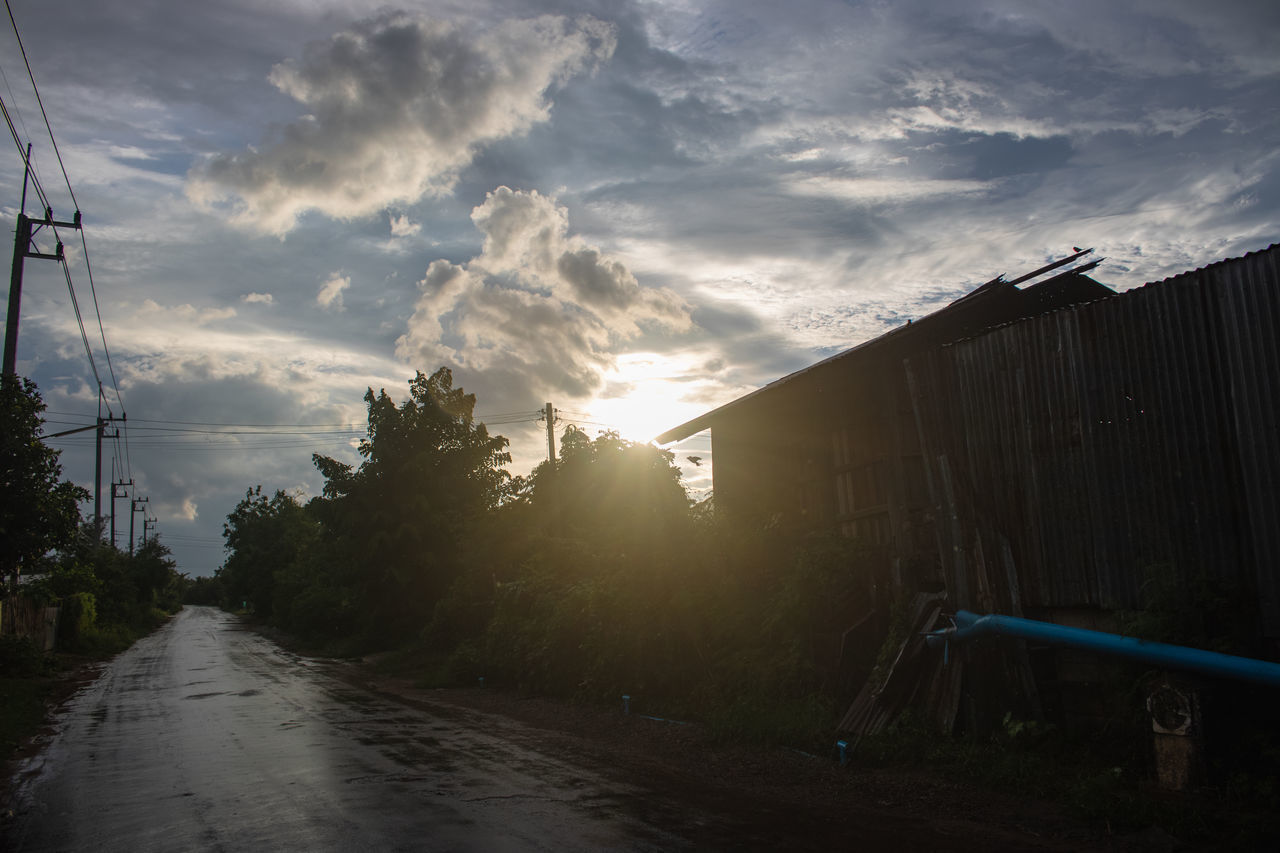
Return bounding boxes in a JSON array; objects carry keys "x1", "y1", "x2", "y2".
[{"x1": 3, "y1": 607, "x2": 739, "y2": 852}]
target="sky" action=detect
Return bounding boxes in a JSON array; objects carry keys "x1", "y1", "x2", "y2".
[{"x1": 1, "y1": 0, "x2": 1276, "y2": 577}]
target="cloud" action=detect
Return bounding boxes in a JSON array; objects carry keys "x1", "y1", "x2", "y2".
[
  {"x1": 397, "y1": 187, "x2": 691, "y2": 401},
  {"x1": 389, "y1": 213, "x2": 421, "y2": 237},
  {"x1": 241, "y1": 292, "x2": 275, "y2": 305},
  {"x1": 317, "y1": 273, "x2": 350, "y2": 310},
  {"x1": 784, "y1": 175, "x2": 990, "y2": 204},
  {"x1": 186, "y1": 11, "x2": 616, "y2": 235},
  {"x1": 138, "y1": 299, "x2": 236, "y2": 325}
]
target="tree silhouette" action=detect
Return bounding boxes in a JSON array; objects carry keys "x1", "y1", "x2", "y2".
[
  {"x1": 0, "y1": 377, "x2": 87, "y2": 596},
  {"x1": 310, "y1": 368, "x2": 511, "y2": 642}
]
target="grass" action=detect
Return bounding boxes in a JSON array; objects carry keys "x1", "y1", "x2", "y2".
[{"x1": 0, "y1": 676, "x2": 53, "y2": 758}]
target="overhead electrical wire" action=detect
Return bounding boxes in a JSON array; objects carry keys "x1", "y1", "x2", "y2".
[
  {"x1": 4, "y1": 0, "x2": 77, "y2": 210},
  {"x1": 122, "y1": 416, "x2": 365, "y2": 428},
  {"x1": 0, "y1": 54, "x2": 34, "y2": 160},
  {"x1": 2, "y1": 2, "x2": 135, "y2": 493},
  {"x1": 58, "y1": 258, "x2": 105, "y2": 405},
  {"x1": 3, "y1": 2, "x2": 113, "y2": 415},
  {"x1": 0, "y1": 93, "x2": 50, "y2": 214}
]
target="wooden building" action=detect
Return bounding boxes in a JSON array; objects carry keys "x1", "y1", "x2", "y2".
[
  {"x1": 657, "y1": 250, "x2": 1113, "y2": 591},
  {"x1": 660, "y1": 244, "x2": 1280, "y2": 735}
]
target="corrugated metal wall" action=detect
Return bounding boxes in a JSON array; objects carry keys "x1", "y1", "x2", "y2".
[{"x1": 910, "y1": 244, "x2": 1280, "y2": 637}]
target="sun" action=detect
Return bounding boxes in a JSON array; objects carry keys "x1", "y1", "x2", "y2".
[{"x1": 581, "y1": 353, "x2": 708, "y2": 444}]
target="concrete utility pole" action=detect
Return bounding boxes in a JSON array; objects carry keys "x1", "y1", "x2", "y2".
[
  {"x1": 143, "y1": 516, "x2": 156, "y2": 545},
  {"x1": 93, "y1": 417, "x2": 124, "y2": 539},
  {"x1": 544, "y1": 402, "x2": 556, "y2": 463},
  {"x1": 130, "y1": 497, "x2": 148, "y2": 555},
  {"x1": 111, "y1": 479, "x2": 132, "y2": 549},
  {"x1": 3, "y1": 144, "x2": 82, "y2": 377}
]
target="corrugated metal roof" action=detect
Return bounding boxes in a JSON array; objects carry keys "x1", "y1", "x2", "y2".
[{"x1": 655, "y1": 253, "x2": 1107, "y2": 444}]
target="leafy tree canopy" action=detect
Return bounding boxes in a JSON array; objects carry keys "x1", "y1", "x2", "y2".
[
  {"x1": 523, "y1": 426, "x2": 690, "y2": 550},
  {"x1": 219, "y1": 487, "x2": 315, "y2": 618},
  {"x1": 308, "y1": 368, "x2": 512, "y2": 640},
  {"x1": 0, "y1": 377, "x2": 88, "y2": 587}
]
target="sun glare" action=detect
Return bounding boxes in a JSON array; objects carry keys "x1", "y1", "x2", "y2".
[{"x1": 582, "y1": 353, "x2": 709, "y2": 444}]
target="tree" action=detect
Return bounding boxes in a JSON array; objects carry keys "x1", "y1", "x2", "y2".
[
  {"x1": 0, "y1": 377, "x2": 87, "y2": 595},
  {"x1": 310, "y1": 367, "x2": 511, "y2": 643},
  {"x1": 130, "y1": 538, "x2": 182, "y2": 609},
  {"x1": 523, "y1": 426, "x2": 691, "y2": 551},
  {"x1": 218, "y1": 487, "x2": 317, "y2": 619}
]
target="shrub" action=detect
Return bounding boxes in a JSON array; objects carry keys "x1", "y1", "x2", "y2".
[{"x1": 0, "y1": 634, "x2": 50, "y2": 678}]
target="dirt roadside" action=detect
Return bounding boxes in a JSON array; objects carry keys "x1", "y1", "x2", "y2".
[
  {"x1": 337, "y1": 661, "x2": 1194, "y2": 852},
  {"x1": 1, "y1": 656, "x2": 108, "y2": 813}
]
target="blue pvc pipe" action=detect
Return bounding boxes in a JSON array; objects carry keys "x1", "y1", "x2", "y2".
[{"x1": 927, "y1": 610, "x2": 1280, "y2": 688}]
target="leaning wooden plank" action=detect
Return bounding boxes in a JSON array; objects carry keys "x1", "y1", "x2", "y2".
[{"x1": 837, "y1": 594, "x2": 944, "y2": 735}]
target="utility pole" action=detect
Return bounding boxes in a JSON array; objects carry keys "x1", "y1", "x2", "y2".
[
  {"x1": 143, "y1": 515, "x2": 156, "y2": 545},
  {"x1": 111, "y1": 479, "x2": 132, "y2": 549},
  {"x1": 4, "y1": 144, "x2": 82, "y2": 377},
  {"x1": 130, "y1": 497, "x2": 148, "y2": 555},
  {"x1": 543, "y1": 402, "x2": 557, "y2": 463},
  {"x1": 94, "y1": 415, "x2": 124, "y2": 539}
]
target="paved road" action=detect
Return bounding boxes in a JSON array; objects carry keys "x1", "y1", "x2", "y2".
[{"x1": 2, "y1": 607, "x2": 730, "y2": 852}]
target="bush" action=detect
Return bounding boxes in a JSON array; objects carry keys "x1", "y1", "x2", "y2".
[
  {"x1": 0, "y1": 634, "x2": 51, "y2": 678},
  {"x1": 57, "y1": 591, "x2": 97, "y2": 649},
  {"x1": 287, "y1": 585, "x2": 355, "y2": 643}
]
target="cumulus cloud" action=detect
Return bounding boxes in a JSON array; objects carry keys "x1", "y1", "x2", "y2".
[
  {"x1": 317, "y1": 273, "x2": 350, "y2": 310},
  {"x1": 187, "y1": 12, "x2": 616, "y2": 235},
  {"x1": 397, "y1": 187, "x2": 692, "y2": 400},
  {"x1": 242, "y1": 292, "x2": 275, "y2": 305}
]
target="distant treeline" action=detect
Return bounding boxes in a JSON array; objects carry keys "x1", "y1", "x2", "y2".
[{"x1": 209, "y1": 368, "x2": 877, "y2": 746}]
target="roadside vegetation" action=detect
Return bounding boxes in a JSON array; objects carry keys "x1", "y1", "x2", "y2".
[
  {"x1": 1, "y1": 376, "x2": 188, "y2": 760},
  {"x1": 212, "y1": 368, "x2": 872, "y2": 753}
]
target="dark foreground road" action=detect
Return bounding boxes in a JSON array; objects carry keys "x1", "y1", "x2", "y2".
[
  {"x1": 3, "y1": 607, "x2": 1089, "y2": 852},
  {"x1": 4, "y1": 607, "x2": 714, "y2": 851}
]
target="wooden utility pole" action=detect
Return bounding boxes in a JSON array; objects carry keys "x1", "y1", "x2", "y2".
[{"x1": 3, "y1": 144, "x2": 82, "y2": 377}]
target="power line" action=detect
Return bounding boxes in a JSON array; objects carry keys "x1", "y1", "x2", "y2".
[
  {"x1": 4, "y1": 0, "x2": 78, "y2": 210},
  {"x1": 0, "y1": 94, "x2": 49, "y2": 213},
  {"x1": 122, "y1": 416, "x2": 365, "y2": 428},
  {"x1": 2, "y1": 1, "x2": 132, "y2": 510},
  {"x1": 0, "y1": 49, "x2": 31, "y2": 151},
  {"x1": 57, "y1": 258, "x2": 105, "y2": 409},
  {"x1": 117, "y1": 425, "x2": 363, "y2": 436},
  {"x1": 76, "y1": 229, "x2": 124, "y2": 411}
]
